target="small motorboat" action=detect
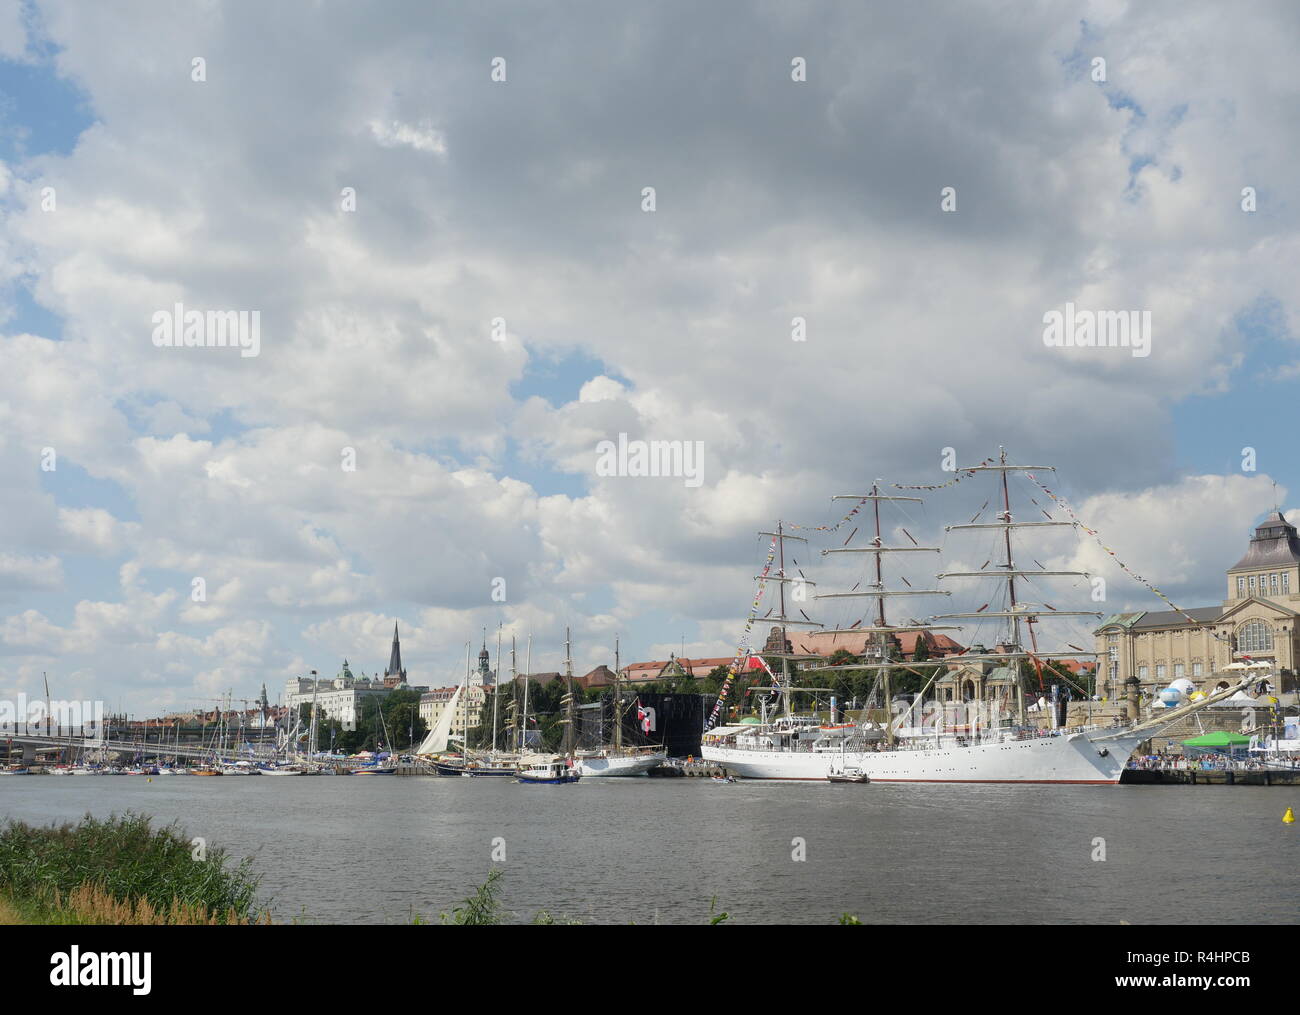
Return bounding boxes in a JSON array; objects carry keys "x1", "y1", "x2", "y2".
[
  {"x1": 826, "y1": 765, "x2": 870, "y2": 784},
  {"x1": 517, "y1": 759, "x2": 580, "y2": 784}
]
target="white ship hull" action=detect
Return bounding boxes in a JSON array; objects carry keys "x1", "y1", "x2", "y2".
[
  {"x1": 576, "y1": 751, "x2": 666, "y2": 777},
  {"x1": 703, "y1": 728, "x2": 1146, "y2": 784}
]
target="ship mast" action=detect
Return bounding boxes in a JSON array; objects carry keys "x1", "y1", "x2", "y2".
[
  {"x1": 561, "y1": 627, "x2": 576, "y2": 756},
  {"x1": 810, "y1": 482, "x2": 951, "y2": 745},
  {"x1": 934, "y1": 448, "x2": 1100, "y2": 727},
  {"x1": 492, "y1": 624, "x2": 502, "y2": 753},
  {"x1": 523, "y1": 634, "x2": 532, "y2": 752},
  {"x1": 613, "y1": 635, "x2": 622, "y2": 752},
  {"x1": 462, "y1": 641, "x2": 470, "y2": 753},
  {"x1": 507, "y1": 636, "x2": 519, "y2": 752},
  {"x1": 755, "y1": 521, "x2": 824, "y2": 719}
]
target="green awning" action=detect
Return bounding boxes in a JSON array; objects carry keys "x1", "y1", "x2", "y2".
[{"x1": 1181, "y1": 731, "x2": 1251, "y2": 747}]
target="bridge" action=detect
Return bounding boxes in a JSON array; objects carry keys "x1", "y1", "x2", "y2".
[{"x1": 1, "y1": 726, "x2": 280, "y2": 766}]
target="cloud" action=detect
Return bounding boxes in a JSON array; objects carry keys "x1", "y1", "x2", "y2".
[{"x1": 1, "y1": 1, "x2": 1298, "y2": 711}]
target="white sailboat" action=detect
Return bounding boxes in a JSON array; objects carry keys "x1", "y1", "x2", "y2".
[
  {"x1": 417, "y1": 679, "x2": 464, "y2": 756},
  {"x1": 576, "y1": 636, "x2": 666, "y2": 777},
  {"x1": 703, "y1": 450, "x2": 1266, "y2": 783}
]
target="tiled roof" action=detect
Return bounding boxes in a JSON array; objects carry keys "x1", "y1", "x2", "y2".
[{"x1": 1129, "y1": 606, "x2": 1223, "y2": 629}]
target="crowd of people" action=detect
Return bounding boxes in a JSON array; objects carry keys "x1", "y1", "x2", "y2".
[{"x1": 1127, "y1": 753, "x2": 1300, "y2": 771}]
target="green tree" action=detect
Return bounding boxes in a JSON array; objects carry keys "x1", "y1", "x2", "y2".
[{"x1": 381, "y1": 689, "x2": 427, "y2": 750}]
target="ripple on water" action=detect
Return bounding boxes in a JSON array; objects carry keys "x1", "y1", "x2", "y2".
[{"x1": 1, "y1": 778, "x2": 1294, "y2": 924}]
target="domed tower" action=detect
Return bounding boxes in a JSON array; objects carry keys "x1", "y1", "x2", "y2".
[
  {"x1": 1226, "y1": 510, "x2": 1300, "y2": 602},
  {"x1": 474, "y1": 636, "x2": 493, "y2": 686}
]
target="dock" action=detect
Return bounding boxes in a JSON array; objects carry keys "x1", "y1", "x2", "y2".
[{"x1": 1122, "y1": 767, "x2": 1300, "y2": 785}]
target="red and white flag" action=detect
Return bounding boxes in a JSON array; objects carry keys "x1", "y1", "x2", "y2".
[{"x1": 636, "y1": 699, "x2": 651, "y2": 734}]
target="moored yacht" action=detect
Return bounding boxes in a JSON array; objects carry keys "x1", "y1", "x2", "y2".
[
  {"x1": 517, "y1": 757, "x2": 581, "y2": 784},
  {"x1": 575, "y1": 638, "x2": 668, "y2": 777}
]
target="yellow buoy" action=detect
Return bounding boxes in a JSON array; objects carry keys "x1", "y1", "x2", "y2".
[
  {"x1": 147, "y1": 777, "x2": 152, "y2": 782},
  {"x1": 1285, "y1": 807, "x2": 1295, "y2": 824}
]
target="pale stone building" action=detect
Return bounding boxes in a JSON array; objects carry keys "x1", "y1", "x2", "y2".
[
  {"x1": 283, "y1": 661, "x2": 396, "y2": 727},
  {"x1": 419, "y1": 683, "x2": 487, "y2": 737},
  {"x1": 1095, "y1": 510, "x2": 1300, "y2": 701}
]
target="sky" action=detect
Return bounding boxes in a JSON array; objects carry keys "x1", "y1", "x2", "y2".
[{"x1": 0, "y1": 0, "x2": 1297, "y2": 716}]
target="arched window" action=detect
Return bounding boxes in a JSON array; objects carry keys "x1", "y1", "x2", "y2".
[{"x1": 1237, "y1": 620, "x2": 1273, "y2": 654}]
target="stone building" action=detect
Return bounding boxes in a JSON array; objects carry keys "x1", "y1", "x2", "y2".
[
  {"x1": 419, "y1": 683, "x2": 487, "y2": 737},
  {"x1": 1094, "y1": 510, "x2": 1300, "y2": 701}
]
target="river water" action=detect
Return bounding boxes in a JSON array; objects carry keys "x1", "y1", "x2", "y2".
[{"x1": 1, "y1": 777, "x2": 1295, "y2": 924}]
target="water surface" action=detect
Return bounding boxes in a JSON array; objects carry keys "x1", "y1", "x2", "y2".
[{"x1": 1, "y1": 778, "x2": 1294, "y2": 924}]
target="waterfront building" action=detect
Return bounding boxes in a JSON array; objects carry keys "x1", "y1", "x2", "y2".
[
  {"x1": 789, "y1": 627, "x2": 965, "y2": 662},
  {"x1": 510, "y1": 670, "x2": 562, "y2": 686},
  {"x1": 284, "y1": 625, "x2": 426, "y2": 727},
  {"x1": 579, "y1": 664, "x2": 617, "y2": 689},
  {"x1": 619, "y1": 655, "x2": 736, "y2": 685},
  {"x1": 283, "y1": 662, "x2": 397, "y2": 727},
  {"x1": 419, "y1": 683, "x2": 486, "y2": 738},
  {"x1": 1095, "y1": 510, "x2": 1300, "y2": 701}
]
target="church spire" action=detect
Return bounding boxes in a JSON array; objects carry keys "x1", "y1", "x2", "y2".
[{"x1": 384, "y1": 621, "x2": 406, "y2": 686}]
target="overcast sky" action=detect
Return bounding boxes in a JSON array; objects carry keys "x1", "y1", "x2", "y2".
[{"x1": 1, "y1": 0, "x2": 1297, "y2": 714}]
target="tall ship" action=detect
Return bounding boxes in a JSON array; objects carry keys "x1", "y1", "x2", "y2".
[
  {"x1": 701, "y1": 449, "x2": 1264, "y2": 783},
  {"x1": 575, "y1": 637, "x2": 667, "y2": 777}
]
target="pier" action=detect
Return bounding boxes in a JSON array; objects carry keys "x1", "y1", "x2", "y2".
[{"x1": 1122, "y1": 767, "x2": 1300, "y2": 786}]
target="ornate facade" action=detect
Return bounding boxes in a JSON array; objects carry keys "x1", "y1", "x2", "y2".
[{"x1": 1094, "y1": 510, "x2": 1300, "y2": 700}]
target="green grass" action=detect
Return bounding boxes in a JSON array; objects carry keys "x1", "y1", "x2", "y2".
[{"x1": 0, "y1": 812, "x2": 265, "y2": 924}]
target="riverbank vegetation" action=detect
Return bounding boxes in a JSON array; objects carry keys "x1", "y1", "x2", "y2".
[{"x1": 0, "y1": 813, "x2": 268, "y2": 924}]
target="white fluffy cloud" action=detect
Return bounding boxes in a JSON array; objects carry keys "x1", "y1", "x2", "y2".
[{"x1": 0, "y1": 1, "x2": 1297, "y2": 711}]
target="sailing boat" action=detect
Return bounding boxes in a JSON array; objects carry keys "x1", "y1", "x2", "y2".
[
  {"x1": 517, "y1": 628, "x2": 581, "y2": 783},
  {"x1": 575, "y1": 636, "x2": 667, "y2": 777},
  {"x1": 459, "y1": 628, "x2": 520, "y2": 776},
  {"x1": 702, "y1": 450, "x2": 1268, "y2": 783},
  {"x1": 417, "y1": 644, "x2": 470, "y2": 773}
]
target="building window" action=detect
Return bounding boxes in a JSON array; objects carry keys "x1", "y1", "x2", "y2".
[
  {"x1": 1285, "y1": 573, "x2": 1292, "y2": 595},
  {"x1": 1237, "y1": 620, "x2": 1274, "y2": 654},
  {"x1": 1192, "y1": 662, "x2": 1203, "y2": 677},
  {"x1": 1272, "y1": 573, "x2": 1280, "y2": 595},
  {"x1": 1138, "y1": 665, "x2": 1149, "y2": 680},
  {"x1": 1155, "y1": 664, "x2": 1166, "y2": 680},
  {"x1": 1237, "y1": 576, "x2": 1246, "y2": 598},
  {"x1": 1173, "y1": 663, "x2": 1184, "y2": 679},
  {"x1": 1249, "y1": 575, "x2": 1256, "y2": 595}
]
